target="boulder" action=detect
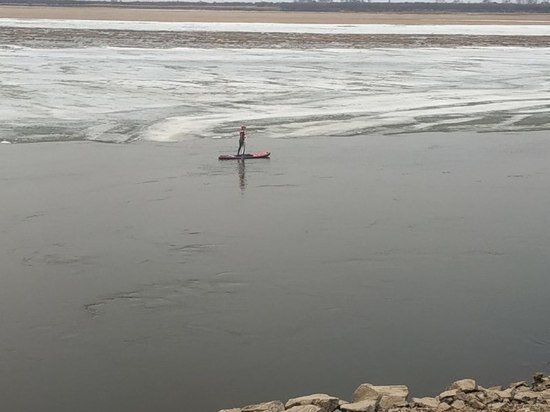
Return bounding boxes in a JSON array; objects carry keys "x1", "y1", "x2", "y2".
[
  {"x1": 340, "y1": 400, "x2": 377, "y2": 412},
  {"x1": 450, "y1": 399, "x2": 466, "y2": 410},
  {"x1": 488, "y1": 402, "x2": 507, "y2": 411},
  {"x1": 241, "y1": 401, "x2": 285, "y2": 412},
  {"x1": 532, "y1": 373, "x2": 550, "y2": 392},
  {"x1": 378, "y1": 394, "x2": 408, "y2": 410},
  {"x1": 466, "y1": 397, "x2": 486, "y2": 409},
  {"x1": 494, "y1": 389, "x2": 513, "y2": 400},
  {"x1": 285, "y1": 406, "x2": 324, "y2": 412},
  {"x1": 285, "y1": 394, "x2": 340, "y2": 412},
  {"x1": 438, "y1": 389, "x2": 458, "y2": 401},
  {"x1": 513, "y1": 389, "x2": 542, "y2": 402},
  {"x1": 541, "y1": 389, "x2": 550, "y2": 401},
  {"x1": 449, "y1": 379, "x2": 477, "y2": 392},
  {"x1": 352, "y1": 384, "x2": 408, "y2": 404},
  {"x1": 472, "y1": 390, "x2": 487, "y2": 402},
  {"x1": 219, "y1": 409, "x2": 241, "y2": 412},
  {"x1": 534, "y1": 372, "x2": 545, "y2": 384},
  {"x1": 509, "y1": 381, "x2": 527, "y2": 389},
  {"x1": 483, "y1": 389, "x2": 502, "y2": 403},
  {"x1": 436, "y1": 403, "x2": 451, "y2": 412},
  {"x1": 412, "y1": 397, "x2": 439, "y2": 408}
]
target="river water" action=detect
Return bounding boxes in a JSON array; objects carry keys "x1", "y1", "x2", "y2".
[{"x1": 1, "y1": 20, "x2": 550, "y2": 412}]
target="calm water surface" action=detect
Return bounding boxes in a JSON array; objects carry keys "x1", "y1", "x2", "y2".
[{"x1": 1, "y1": 133, "x2": 549, "y2": 411}]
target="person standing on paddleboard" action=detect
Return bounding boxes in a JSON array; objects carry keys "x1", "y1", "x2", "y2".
[{"x1": 237, "y1": 125, "x2": 246, "y2": 156}]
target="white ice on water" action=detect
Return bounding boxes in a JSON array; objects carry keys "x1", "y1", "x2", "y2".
[
  {"x1": 1, "y1": 46, "x2": 550, "y2": 143},
  {"x1": 1, "y1": 18, "x2": 550, "y2": 36}
]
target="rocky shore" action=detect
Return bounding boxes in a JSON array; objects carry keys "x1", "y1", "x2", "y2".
[{"x1": 220, "y1": 373, "x2": 550, "y2": 412}]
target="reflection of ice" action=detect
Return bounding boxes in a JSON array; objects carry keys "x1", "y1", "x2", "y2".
[
  {"x1": 1, "y1": 47, "x2": 550, "y2": 143},
  {"x1": 2, "y1": 19, "x2": 550, "y2": 36}
]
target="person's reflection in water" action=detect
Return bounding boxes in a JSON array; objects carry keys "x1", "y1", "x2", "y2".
[{"x1": 237, "y1": 159, "x2": 247, "y2": 192}]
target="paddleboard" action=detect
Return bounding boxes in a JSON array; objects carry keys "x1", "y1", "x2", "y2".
[{"x1": 218, "y1": 151, "x2": 270, "y2": 160}]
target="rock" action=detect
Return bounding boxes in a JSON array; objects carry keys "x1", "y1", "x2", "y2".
[
  {"x1": 454, "y1": 392, "x2": 468, "y2": 402},
  {"x1": 533, "y1": 373, "x2": 550, "y2": 391},
  {"x1": 488, "y1": 386, "x2": 502, "y2": 391},
  {"x1": 285, "y1": 406, "x2": 324, "y2": 412},
  {"x1": 450, "y1": 399, "x2": 466, "y2": 410},
  {"x1": 352, "y1": 384, "x2": 378, "y2": 402},
  {"x1": 513, "y1": 389, "x2": 542, "y2": 402},
  {"x1": 219, "y1": 409, "x2": 241, "y2": 412},
  {"x1": 285, "y1": 394, "x2": 340, "y2": 412},
  {"x1": 352, "y1": 384, "x2": 408, "y2": 404},
  {"x1": 412, "y1": 397, "x2": 439, "y2": 408},
  {"x1": 494, "y1": 389, "x2": 513, "y2": 400},
  {"x1": 541, "y1": 389, "x2": 550, "y2": 400},
  {"x1": 378, "y1": 394, "x2": 408, "y2": 410},
  {"x1": 449, "y1": 379, "x2": 477, "y2": 392},
  {"x1": 483, "y1": 389, "x2": 502, "y2": 403},
  {"x1": 436, "y1": 403, "x2": 451, "y2": 412},
  {"x1": 438, "y1": 389, "x2": 458, "y2": 401},
  {"x1": 340, "y1": 400, "x2": 377, "y2": 412},
  {"x1": 488, "y1": 402, "x2": 507, "y2": 411},
  {"x1": 241, "y1": 401, "x2": 285, "y2": 412},
  {"x1": 534, "y1": 372, "x2": 545, "y2": 384},
  {"x1": 472, "y1": 390, "x2": 487, "y2": 402},
  {"x1": 509, "y1": 381, "x2": 528, "y2": 389},
  {"x1": 466, "y1": 397, "x2": 486, "y2": 409}
]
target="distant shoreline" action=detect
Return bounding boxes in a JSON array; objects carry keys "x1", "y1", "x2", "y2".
[
  {"x1": 3, "y1": 27, "x2": 550, "y2": 49},
  {"x1": 1, "y1": 6, "x2": 550, "y2": 25}
]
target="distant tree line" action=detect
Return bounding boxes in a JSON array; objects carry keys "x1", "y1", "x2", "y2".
[
  {"x1": 1, "y1": 0, "x2": 549, "y2": 13},
  {"x1": 0, "y1": 0, "x2": 276, "y2": 9},
  {"x1": 282, "y1": 2, "x2": 550, "y2": 12}
]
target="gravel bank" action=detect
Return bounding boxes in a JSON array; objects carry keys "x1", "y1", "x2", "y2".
[{"x1": 1, "y1": 27, "x2": 550, "y2": 48}]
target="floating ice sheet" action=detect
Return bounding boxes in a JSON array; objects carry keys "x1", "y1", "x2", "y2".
[
  {"x1": 1, "y1": 47, "x2": 550, "y2": 143},
  {"x1": 1, "y1": 18, "x2": 550, "y2": 36}
]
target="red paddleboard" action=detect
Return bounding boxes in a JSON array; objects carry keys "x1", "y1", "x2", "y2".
[{"x1": 218, "y1": 151, "x2": 270, "y2": 160}]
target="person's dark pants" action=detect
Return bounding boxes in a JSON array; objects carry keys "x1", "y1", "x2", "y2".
[{"x1": 237, "y1": 139, "x2": 245, "y2": 155}]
